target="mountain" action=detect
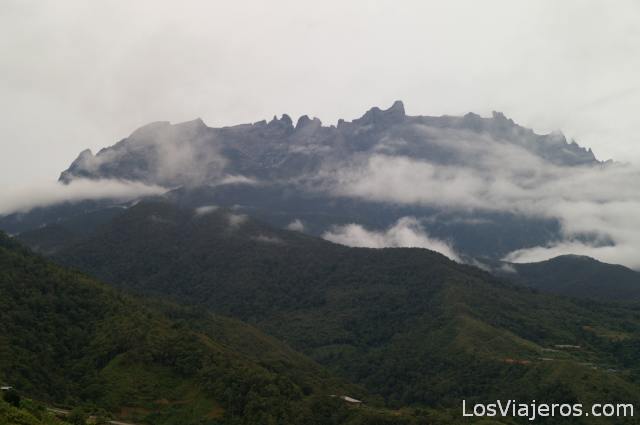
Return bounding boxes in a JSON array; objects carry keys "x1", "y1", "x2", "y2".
[
  {"x1": 493, "y1": 255, "x2": 640, "y2": 301},
  {"x1": 4, "y1": 103, "x2": 638, "y2": 424},
  {"x1": 3, "y1": 231, "x2": 433, "y2": 425},
  {"x1": 22, "y1": 101, "x2": 603, "y2": 261},
  {"x1": 58, "y1": 102, "x2": 597, "y2": 187},
  {"x1": 48, "y1": 200, "x2": 640, "y2": 423}
]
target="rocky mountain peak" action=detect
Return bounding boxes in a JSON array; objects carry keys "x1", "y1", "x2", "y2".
[
  {"x1": 58, "y1": 101, "x2": 602, "y2": 188},
  {"x1": 356, "y1": 100, "x2": 406, "y2": 125},
  {"x1": 268, "y1": 114, "x2": 294, "y2": 130},
  {"x1": 295, "y1": 115, "x2": 322, "y2": 130}
]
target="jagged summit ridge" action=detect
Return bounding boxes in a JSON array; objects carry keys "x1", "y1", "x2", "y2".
[
  {"x1": 59, "y1": 101, "x2": 599, "y2": 186},
  {"x1": 355, "y1": 100, "x2": 406, "y2": 125}
]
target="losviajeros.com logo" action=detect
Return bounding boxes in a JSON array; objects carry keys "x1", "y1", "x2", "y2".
[{"x1": 463, "y1": 400, "x2": 634, "y2": 421}]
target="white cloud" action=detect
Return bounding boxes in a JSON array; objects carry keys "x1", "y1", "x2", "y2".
[
  {"x1": 499, "y1": 263, "x2": 518, "y2": 274},
  {"x1": 286, "y1": 219, "x2": 305, "y2": 232},
  {"x1": 194, "y1": 205, "x2": 218, "y2": 216},
  {"x1": 468, "y1": 258, "x2": 492, "y2": 272},
  {"x1": 324, "y1": 129, "x2": 640, "y2": 269},
  {"x1": 219, "y1": 174, "x2": 257, "y2": 185},
  {"x1": 0, "y1": 178, "x2": 166, "y2": 215},
  {"x1": 63, "y1": 120, "x2": 229, "y2": 187},
  {"x1": 227, "y1": 213, "x2": 247, "y2": 227},
  {"x1": 322, "y1": 217, "x2": 460, "y2": 261},
  {"x1": 253, "y1": 234, "x2": 284, "y2": 244}
]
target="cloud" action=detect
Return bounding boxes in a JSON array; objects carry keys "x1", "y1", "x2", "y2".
[
  {"x1": 218, "y1": 174, "x2": 258, "y2": 185},
  {"x1": 59, "y1": 119, "x2": 260, "y2": 189},
  {"x1": 327, "y1": 124, "x2": 587, "y2": 213},
  {"x1": 468, "y1": 258, "x2": 492, "y2": 272},
  {"x1": 499, "y1": 263, "x2": 517, "y2": 274},
  {"x1": 286, "y1": 219, "x2": 305, "y2": 232},
  {"x1": 227, "y1": 213, "x2": 247, "y2": 227},
  {"x1": 194, "y1": 205, "x2": 218, "y2": 216},
  {"x1": 149, "y1": 214, "x2": 174, "y2": 225},
  {"x1": 322, "y1": 217, "x2": 460, "y2": 261},
  {"x1": 253, "y1": 234, "x2": 284, "y2": 244},
  {"x1": 323, "y1": 126, "x2": 640, "y2": 269},
  {"x1": 62, "y1": 120, "x2": 229, "y2": 187},
  {"x1": 0, "y1": 178, "x2": 166, "y2": 215}
]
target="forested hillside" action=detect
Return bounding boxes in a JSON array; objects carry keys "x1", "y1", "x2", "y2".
[
  {"x1": 493, "y1": 256, "x2": 640, "y2": 301},
  {"x1": 3, "y1": 231, "x2": 433, "y2": 425},
  {"x1": 49, "y1": 201, "x2": 640, "y2": 424}
]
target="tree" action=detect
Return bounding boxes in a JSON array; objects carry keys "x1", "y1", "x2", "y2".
[
  {"x1": 93, "y1": 408, "x2": 111, "y2": 425},
  {"x1": 3, "y1": 389, "x2": 20, "y2": 407},
  {"x1": 68, "y1": 407, "x2": 87, "y2": 425}
]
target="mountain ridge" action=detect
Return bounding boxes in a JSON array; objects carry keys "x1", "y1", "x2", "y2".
[
  {"x1": 494, "y1": 255, "x2": 640, "y2": 301},
  {"x1": 58, "y1": 101, "x2": 599, "y2": 186}
]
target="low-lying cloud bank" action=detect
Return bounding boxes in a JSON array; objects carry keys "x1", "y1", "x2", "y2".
[
  {"x1": 322, "y1": 126, "x2": 640, "y2": 269},
  {"x1": 323, "y1": 217, "x2": 460, "y2": 262},
  {"x1": 0, "y1": 179, "x2": 166, "y2": 215}
]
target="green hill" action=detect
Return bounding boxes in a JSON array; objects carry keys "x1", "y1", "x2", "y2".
[
  {"x1": 3, "y1": 231, "x2": 414, "y2": 425},
  {"x1": 493, "y1": 256, "x2": 640, "y2": 301},
  {"x1": 48, "y1": 201, "x2": 640, "y2": 424}
]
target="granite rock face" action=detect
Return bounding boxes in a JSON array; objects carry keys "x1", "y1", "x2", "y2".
[{"x1": 59, "y1": 101, "x2": 598, "y2": 188}]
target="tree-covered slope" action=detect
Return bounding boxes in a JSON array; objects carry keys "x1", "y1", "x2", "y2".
[
  {"x1": 493, "y1": 255, "x2": 640, "y2": 301},
  {"x1": 52, "y1": 201, "x2": 640, "y2": 423},
  {"x1": 1, "y1": 231, "x2": 389, "y2": 425},
  {"x1": 0, "y1": 398, "x2": 66, "y2": 425}
]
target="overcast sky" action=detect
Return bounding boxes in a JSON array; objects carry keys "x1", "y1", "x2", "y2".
[{"x1": 1, "y1": 0, "x2": 639, "y2": 187}]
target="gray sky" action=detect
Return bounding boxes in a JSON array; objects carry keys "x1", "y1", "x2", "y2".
[{"x1": 1, "y1": 0, "x2": 639, "y2": 188}]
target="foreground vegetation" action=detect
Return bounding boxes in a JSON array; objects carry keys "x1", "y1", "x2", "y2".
[
  {"x1": 1, "y1": 232, "x2": 363, "y2": 424},
  {"x1": 0, "y1": 397, "x2": 66, "y2": 425}
]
